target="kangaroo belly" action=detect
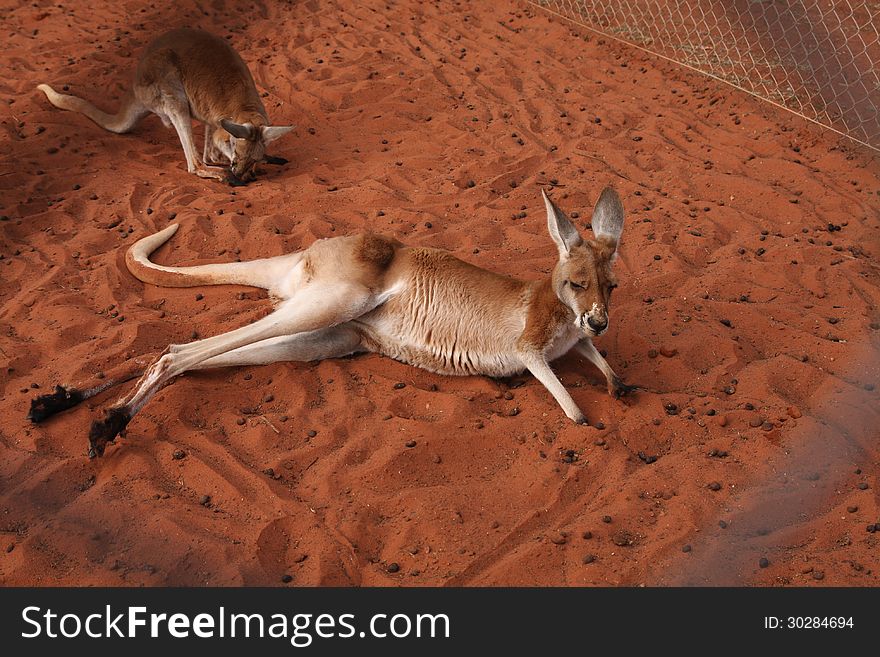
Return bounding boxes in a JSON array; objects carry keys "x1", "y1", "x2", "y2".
[
  {"x1": 351, "y1": 246, "x2": 552, "y2": 378},
  {"x1": 356, "y1": 319, "x2": 526, "y2": 377}
]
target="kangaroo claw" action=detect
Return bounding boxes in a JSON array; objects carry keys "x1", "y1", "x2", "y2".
[
  {"x1": 28, "y1": 385, "x2": 84, "y2": 423},
  {"x1": 88, "y1": 407, "x2": 131, "y2": 458},
  {"x1": 610, "y1": 378, "x2": 639, "y2": 399}
]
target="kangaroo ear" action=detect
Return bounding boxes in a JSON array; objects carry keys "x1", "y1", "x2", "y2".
[
  {"x1": 591, "y1": 187, "x2": 624, "y2": 252},
  {"x1": 261, "y1": 125, "x2": 295, "y2": 144},
  {"x1": 542, "y1": 189, "x2": 583, "y2": 257},
  {"x1": 220, "y1": 119, "x2": 256, "y2": 140}
]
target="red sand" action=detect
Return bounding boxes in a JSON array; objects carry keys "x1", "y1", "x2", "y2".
[{"x1": 1, "y1": 0, "x2": 878, "y2": 587}]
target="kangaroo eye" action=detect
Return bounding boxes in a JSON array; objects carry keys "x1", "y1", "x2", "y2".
[{"x1": 570, "y1": 281, "x2": 584, "y2": 290}]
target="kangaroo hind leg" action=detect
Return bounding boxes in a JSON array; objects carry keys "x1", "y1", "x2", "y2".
[
  {"x1": 28, "y1": 352, "x2": 158, "y2": 423},
  {"x1": 88, "y1": 283, "x2": 380, "y2": 457},
  {"x1": 194, "y1": 325, "x2": 364, "y2": 370}
]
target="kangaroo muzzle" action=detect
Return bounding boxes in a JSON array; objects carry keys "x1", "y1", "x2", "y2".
[{"x1": 582, "y1": 303, "x2": 608, "y2": 335}]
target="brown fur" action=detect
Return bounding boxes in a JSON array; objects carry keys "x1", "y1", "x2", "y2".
[
  {"x1": 37, "y1": 28, "x2": 293, "y2": 183},
  {"x1": 518, "y1": 279, "x2": 575, "y2": 351},
  {"x1": 356, "y1": 233, "x2": 400, "y2": 270},
  {"x1": 36, "y1": 189, "x2": 632, "y2": 455}
]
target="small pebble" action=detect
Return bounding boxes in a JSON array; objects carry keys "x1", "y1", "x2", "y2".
[
  {"x1": 199, "y1": 494, "x2": 211, "y2": 506},
  {"x1": 281, "y1": 574, "x2": 293, "y2": 583},
  {"x1": 386, "y1": 562, "x2": 400, "y2": 573},
  {"x1": 172, "y1": 449, "x2": 186, "y2": 460},
  {"x1": 708, "y1": 481, "x2": 722, "y2": 491},
  {"x1": 582, "y1": 554, "x2": 596, "y2": 564},
  {"x1": 682, "y1": 544, "x2": 692, "y2": 553},
  {"x1": 601, "y1": 515, "x2": 612, "y2": 524},
  {"x1": 759, "y1": 557, "x2": 770, "y2": 568},
  {"x1": 405, "y1": 440, "x2": 417, "y2": 448}
]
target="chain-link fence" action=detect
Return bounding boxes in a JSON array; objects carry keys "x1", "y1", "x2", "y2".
[{"x1": 527, "y1": 0, "x2": 880, "y2": 151}]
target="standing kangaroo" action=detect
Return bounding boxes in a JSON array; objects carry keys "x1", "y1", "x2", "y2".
[
  {"x1": 29, "y1": 188, "x2": 635, "y2": 458},
  {"x1": 37, "y1": 28, "x2": 294, "y2": 185}
]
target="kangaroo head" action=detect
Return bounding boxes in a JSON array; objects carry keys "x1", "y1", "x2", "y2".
[
  {"x1": 543, "y1": 187, "x2": 624, "y2": 337},
  {"x1": 219, "y1": 119, "x2": 294, "y2": 182}
]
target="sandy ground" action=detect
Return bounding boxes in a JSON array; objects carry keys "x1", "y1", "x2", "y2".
[{"x1": 0, "y1": 0, "x2": 878, "y2": 587}]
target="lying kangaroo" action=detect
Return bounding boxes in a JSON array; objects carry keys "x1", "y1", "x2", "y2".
[
  {"x1": 37, "y1": 28, "x2": 294, "y2": 185},
  {"x1": 29, "y1": 188, "x2": 635, "y2": 458}
]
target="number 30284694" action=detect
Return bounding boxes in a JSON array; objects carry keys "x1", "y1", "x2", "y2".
[{"x1": 764, "y1": 617, "x2": 854, "y2": 629}]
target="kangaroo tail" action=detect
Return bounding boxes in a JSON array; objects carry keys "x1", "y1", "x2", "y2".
[
  {"x1": 126, "y1": 224, "x2": 295, "y2": 290},
  {"x1": 37, "y1": 84, "x2": 148, "y2": 134}
]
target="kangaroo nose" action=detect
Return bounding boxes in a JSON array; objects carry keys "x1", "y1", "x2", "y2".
[{"x1": 587, "y1": 316, "x2": 607, "y2": 332}]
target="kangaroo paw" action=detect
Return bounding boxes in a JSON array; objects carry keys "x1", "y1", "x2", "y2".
[
  {"x1": 28, "y1": 385, "x2": 84, "y2": 423},
  {"x1": 227, "y1": 173, "x2": 249, "y2": 187},
  {"x1": 195, "y1": 166, "x2": 227, "y2": 181},
  {"x1": 610, "y1": 378, "x2": 639, "y2": 399},
  {"x1": 88, "y1": 407, "x2": 131, "y2": 458}
]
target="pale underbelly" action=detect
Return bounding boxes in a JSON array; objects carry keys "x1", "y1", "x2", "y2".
[
  {"x1": 353, "y1": 323, "x2": 582, "y2": 378},
  {"x1": 355, "y1": 325, "x2": 526, "y2": 378}
]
